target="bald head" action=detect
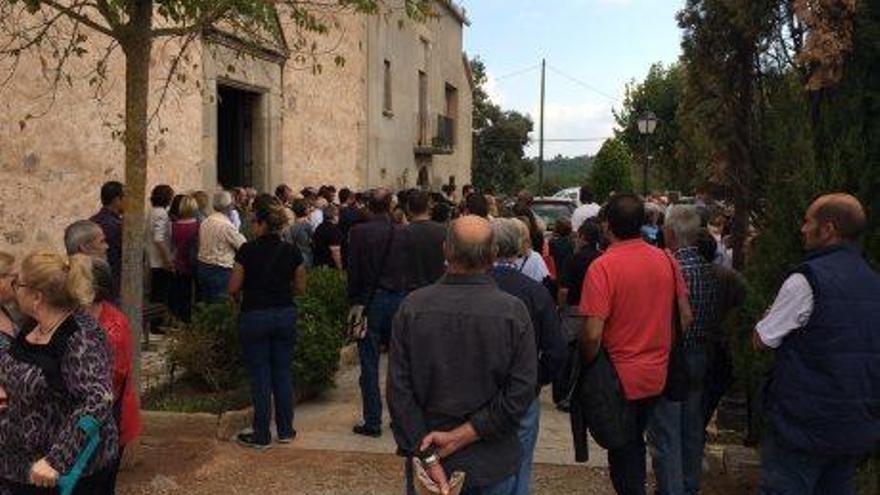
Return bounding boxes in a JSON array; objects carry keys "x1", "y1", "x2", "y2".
[
  {"x1": 445, "y1": 215, "x2": 496, "y2": 273},
  {"x1": 809, "y1": 194, "x2": 866, "y2": 242}
]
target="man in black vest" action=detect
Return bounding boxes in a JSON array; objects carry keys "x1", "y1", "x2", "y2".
[{"x1": 754, "y1": 193, "x2": 880, "y2": 494}]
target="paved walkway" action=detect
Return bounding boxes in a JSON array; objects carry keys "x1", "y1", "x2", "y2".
[{"x1": 291, "y1": 354, "x2": 608, "y2": 468}]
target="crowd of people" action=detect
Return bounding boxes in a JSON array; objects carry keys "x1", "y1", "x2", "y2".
[{"x1": 0, "y1": 176, "x2": 876, "y2": 495}]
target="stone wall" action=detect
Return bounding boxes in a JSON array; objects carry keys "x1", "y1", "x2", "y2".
[
  {"x1": 0, "y1": 5, "x2": 470, "y2": 259},
  {"x1": 0, "y1": 33, "x2": 205, "y2": 257}
]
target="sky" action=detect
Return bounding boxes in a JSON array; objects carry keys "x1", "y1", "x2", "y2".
[{"x1": 459, "y1": 0, "x2": 685, "y2": 158}]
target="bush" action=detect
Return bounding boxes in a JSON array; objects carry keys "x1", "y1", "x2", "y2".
[
  {"x1": 167, "y1": 302, "x2": 242, "y2": 392},
  {"x1": 165, "y1": 269, "x2": 349, "y2": 400},
  {"x1": 294, "y1": 268, "x2": 348, "y2": 396},
  {"x1": 304, "y1": 267, "x2": 349, "y2": 331}
]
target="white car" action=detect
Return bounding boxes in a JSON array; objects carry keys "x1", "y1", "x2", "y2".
[{"x1": 552, "y1": 187, "x2": 581, "y2": 206}]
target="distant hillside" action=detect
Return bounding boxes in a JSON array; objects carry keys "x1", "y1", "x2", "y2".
[{"x1": 525, "y1": 154, "x2": 594, "y2": 194}]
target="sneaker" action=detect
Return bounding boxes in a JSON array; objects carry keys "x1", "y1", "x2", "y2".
[
  {"x1": 278, "y1": 430, "x2": 298, "y2": 444},
  {"x1": 352, "y1": 424, "x2": 382, "y2": 438},
  {"x1": 237, "y1": 432, "x2": 272, "y2": 451}
]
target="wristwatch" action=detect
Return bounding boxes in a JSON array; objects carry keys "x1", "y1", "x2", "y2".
[{"x1": 420, "y1": 453, "x2": 440, "y2": 467}]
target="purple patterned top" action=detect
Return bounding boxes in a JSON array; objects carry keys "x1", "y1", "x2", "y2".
[{"x1": 0, "y1": 311, "x2": 118, "y2": 484}]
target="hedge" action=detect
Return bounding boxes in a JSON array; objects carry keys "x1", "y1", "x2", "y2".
[{"x1": 167, "y1": 267, "x2": 348, "y2": 398}]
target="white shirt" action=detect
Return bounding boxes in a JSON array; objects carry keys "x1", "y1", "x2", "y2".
[
  {"x1": 308, "y1": 208, "x2": 324, "y2": 230},
  {"x1": 571, "y1": 202, "x2": 601, "y2": 231},
  {"x1": 515, "y1": 250, "x2": 550, "y2": 283},
  {"x1": 198, "y1": 212, "x2": 246, "y2": 269},
  {"x1": 756, "y1": 273, "x2": 815, "y2": 348},
  {"x1": 228, "y1": 208, "x2": 242, "y2": 231},
  {"x1": 146, "y1": 207, "x2": 172, "y2": 269}
]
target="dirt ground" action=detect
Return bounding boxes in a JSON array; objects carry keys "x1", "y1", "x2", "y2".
[{"x1": 116, "y1": 435, "x2": 757, "y2": 495}]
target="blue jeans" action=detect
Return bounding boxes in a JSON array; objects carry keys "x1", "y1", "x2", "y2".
[
  {"x1": 648, "y1": 348, "x2": 707, "y2": 495},
  {"x1": 513, "y1": 399, "x2": 541, "y2": 495},
  {"x1": 758, "y1": 428, "x2": 859, "y2": 495},
  {"x1": 239, "y1": 306, "x2": 298, "y2": 445},
  {"x1": 198, "y1": 262, "x2": 231, "y2": 303},
  {"x1": 462, "y1": 476, "x2": 517, "y2": 495},
  {"x1": 357, "y1": 290, "x2": 405, "y2": 430}
]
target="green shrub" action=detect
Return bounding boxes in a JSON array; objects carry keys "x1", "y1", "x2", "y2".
[
  {"x1": 165, "y1": 269, "x2": 349, "y2": 400},
  {"x1": 294, "y1": 268, "x2": 348, "y2": 395},
  {"x1": 293, "y1": 295, "x2": 346, "y2": 397},
  {"x1": 304, "y1": 267, "x2": 349, "y2": 331},
  {"x1": 167, "y1": 302, "x2": 242, "y2": 392}
]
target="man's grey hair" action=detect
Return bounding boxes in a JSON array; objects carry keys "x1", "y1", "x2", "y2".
[
  {"x1": 492, "y1": 218, "x2": 527, "y2": 260},
  {"x1": 665, "y1": 205, "x2": 702, "y2": 247},
  {"x1": 213, "y1": 191, "x2": 233, "y2": 212},
  {"x1": 446, "y1": 222, "x2": 496, "y2": 271},
  {"x1": 64, "y1": 220, "x2": 101, "y2": 255}
]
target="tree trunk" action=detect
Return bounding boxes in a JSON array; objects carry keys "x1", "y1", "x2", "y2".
[
  {"x1": 120, "y1": 0, "x2": 153, "y2": 391},
  {"x1": 730, "y1": 38, "x2": 756, "y2": 271}
]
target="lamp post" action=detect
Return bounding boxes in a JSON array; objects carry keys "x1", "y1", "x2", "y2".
[{"x1": 637, "y1": 111, "x2": 658, "y2": 196}]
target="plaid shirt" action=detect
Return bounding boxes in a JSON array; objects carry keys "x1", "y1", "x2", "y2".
[{"x1": 675, "y1": 246, "x2": 720, "y2": 349}]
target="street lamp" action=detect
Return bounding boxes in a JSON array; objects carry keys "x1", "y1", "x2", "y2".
[{"x1": 637, "y1": 111, "x2": 658, "y2": 196}]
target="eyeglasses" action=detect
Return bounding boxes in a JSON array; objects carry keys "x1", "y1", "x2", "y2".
[{"x1": 11, "y1": 278, "x2": 30, "y2": 292}]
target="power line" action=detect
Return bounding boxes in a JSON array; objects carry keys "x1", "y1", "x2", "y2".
[
  {"x1": 493, "y1": 64, "x2": 541, "y2": 81},
  {"x1": 546, "y1": 64, "x2": 620, "y2": 102}
]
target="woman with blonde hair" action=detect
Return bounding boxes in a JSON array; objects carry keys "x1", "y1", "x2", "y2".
[
  {"x1": 171, "y1": 195, "x2": 200, "y2": 321},
  {"x1": 0, "y1": 252, "x2": 18, "y2": 350},
  {"x1": 229, "y1": 194, "x2": 306, "y2": 450},
  {"x1": 0, "y1": 251, "x2": 118, "y2": 493}
]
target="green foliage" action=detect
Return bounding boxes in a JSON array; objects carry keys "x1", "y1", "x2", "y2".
[
  {"x1": 588, "y1": 137, "x2": 635, "y2": 201},
  {"x1": 524, "y1": 154, "x2": 594, "y2": 195},
  {"x1": 470, "y1": 57, "x2": 535, "y2": 195},
  {"x1": 614, "y1": 63, "x2": 694, "y2": 192},
  {"x1": 167, "y1": 269, "x2": 348, "y2": 399},
  {"x1": 671, "y1": 0, "x2": 880, "y2": 464},
  {"x1": 292, "y1": 268, "x2": 348, "y2": 395},
  {"x1": 292, "y1": 296, "x2": 346, "y2": 396},
  {"x1": 167, "y1": 303, "x2": 242, "y2": 392}
]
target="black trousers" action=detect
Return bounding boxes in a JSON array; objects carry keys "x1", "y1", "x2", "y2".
[
  {"x1": 608, "y1": 398, "x2": 657, "y2": 495},
  {"x1": 149, "y1": 268, "x2": 173, "y2": 305}
]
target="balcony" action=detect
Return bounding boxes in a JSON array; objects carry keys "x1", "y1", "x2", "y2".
[{"x1": 415, "y1": 114, "x2": 456, "y2": 155}]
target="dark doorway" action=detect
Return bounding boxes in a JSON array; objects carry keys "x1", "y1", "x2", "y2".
[{"x1": 217, "y1": 85, "x2": 258, "y2": 189}]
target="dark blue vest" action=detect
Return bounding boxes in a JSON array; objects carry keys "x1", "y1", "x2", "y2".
[{"x1": 766, "y1": 245, "x2": 880, "y2": 455}]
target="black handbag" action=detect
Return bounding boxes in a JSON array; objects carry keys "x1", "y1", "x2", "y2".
[{"x1": 662, "y1": 254, "x2": 689, "y2": 402}]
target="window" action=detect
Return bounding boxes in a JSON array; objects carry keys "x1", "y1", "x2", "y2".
[
  {"x1": 383, "y1": 60, "x2": 393, "y2": 115},
  {"x1": 445, "y1": 83, "x2": 458, "y2": 120}
]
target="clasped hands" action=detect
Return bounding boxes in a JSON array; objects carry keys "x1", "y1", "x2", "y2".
[{"x1": 418, "y1": 423, "x2": 479, "y2": 495}]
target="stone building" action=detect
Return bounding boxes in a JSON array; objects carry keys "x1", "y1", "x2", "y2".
[{"x1": 0, "y1": 1, "x2": 472, "y2": 253}]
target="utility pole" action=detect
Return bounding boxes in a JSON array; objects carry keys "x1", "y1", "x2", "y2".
[{"x1": 538, "y1": 58, "x2": 546, "y2": 196}]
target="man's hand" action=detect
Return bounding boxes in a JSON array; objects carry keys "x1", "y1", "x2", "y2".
[
  {"x1": 420, "y1": 423, "x2": 479, "y2": 459},
  {"x1": 426, "y1": 462, "x2": 450, "y2": 495},
  {"x1": 0, "y1": 385, "x2": 7, "y2": 412},
  {"x1": 29, "y1": 458, "x2": 58, "y2": 488}
]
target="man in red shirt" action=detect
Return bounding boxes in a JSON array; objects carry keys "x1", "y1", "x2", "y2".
[{"x1": 579, "y1": 193, "x2": 681, "y2": 495}]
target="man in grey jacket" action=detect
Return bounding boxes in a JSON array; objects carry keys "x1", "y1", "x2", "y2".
[{"x1": 388, "y1": 215, "x2": 538, "y2": 495}]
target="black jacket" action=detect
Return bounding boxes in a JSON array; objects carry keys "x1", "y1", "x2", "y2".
[{"x1": 567, "y1": 348, "x2": 633, "y2": 462}]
